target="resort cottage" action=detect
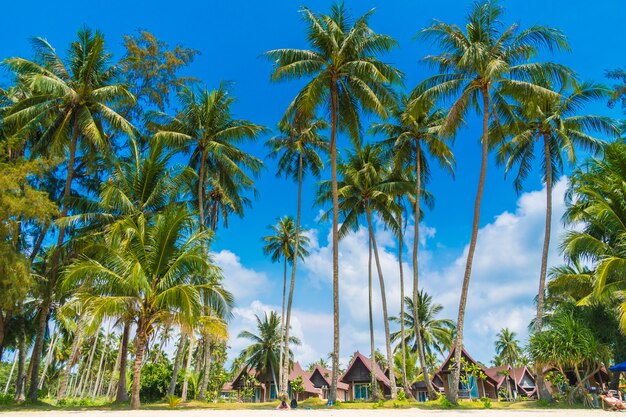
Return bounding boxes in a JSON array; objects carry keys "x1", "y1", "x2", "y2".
[
  {"x1": 340, "y1": 351, "x2": 392, "y2": 400},
  {"x1": 484, "y1": 365, "x2": 537, "y2": 399},
  {"x1": 309, "y1": 364, "x2": 349, "y2": 401}
]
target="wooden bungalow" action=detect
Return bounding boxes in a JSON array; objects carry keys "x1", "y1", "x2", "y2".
[
  {"x1": 411, "y1": 373, "x2": 445, "y2": 402},
  {"x1": 225, "y1": 362, "x2": 320, "y2": 402},
  {"x1": 309, "y1": 364, "x2": 349, "y2": 401},
  {"x1": 340, "y1": 351, "x2": 392, "y2": 400},
  {"x1": 543, "y1": 365, "x2": 609, "y2": 394},
  {"x1": 484, "y1": 365, "x2": 537, "y2": 399},
  {"x1": 434, "y1": 347, "x2": 499, "y2": 400}
]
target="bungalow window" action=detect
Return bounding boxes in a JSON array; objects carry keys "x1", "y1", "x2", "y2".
[
  {"x1": 354, "y1": 383, "x2": 371, "y2": 400},
  {"x1": 417, "y1": 392, "x2": 427, "y2": 402},
  {"x1": 269, "y1": 383, "x2": 277, "y2": 400}
]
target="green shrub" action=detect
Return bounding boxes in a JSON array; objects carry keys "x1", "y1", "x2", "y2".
[
  {"x1": 140, "y1": 362, "x2": 172, "y2": 402},
  {"x1": 439, "y1": 395, "x2": 455, "y2": 409},
  {"x1": 167, "y1": 394, "x2": 182, "y2": 408},
  {"x1": 0, "y1": 393, "x2": 13, "y2": 405},
  {"x1": 480, "y1": 396, "x2": 492, "y2": 409},
  {"x1": 537, "y1": 398, "x2": 550, "y2": 407},
  {"x1": 397, "y1": 390, "x2": 406, "y2": 401}
]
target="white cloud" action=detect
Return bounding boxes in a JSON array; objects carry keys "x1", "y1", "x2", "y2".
[{"x1": 212, "y1": 250, "x2": 270, "y2": 304}]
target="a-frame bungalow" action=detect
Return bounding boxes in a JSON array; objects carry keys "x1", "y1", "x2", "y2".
[
  {"x1": 340, "y1": 351, "x2": 392, "y2": 400},
  {"x1": 484, "y1": 365, "x2": 537, "y2": 399},
  {"x1": 411, "y1": 373, "x2": 445, "y2": 401},
  {"x1": 433, "y1": 346, "x2": 499, "y2": 400},
  {"x1": 308, "y1": 364, "x2": 349, "y2": 401}
]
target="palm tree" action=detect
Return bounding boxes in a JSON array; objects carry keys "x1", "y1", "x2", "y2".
[
  {"x1": 265, "y1": 5, "x2": 402, "y2": 400},
  {"x1": 153, "y1": 83, "x2": 264, "y2": 234},
  {"x1": 318, "y1": 144, "x2": 411, "y2": 399},
  {"x1": 372, "y1": 95, "x2": 454, "y2": 398},
  {"x1": 3, "y1": 29, "x2": 135, "y2": 400},
  {"x1": 238, "y1": 311, "x2": 301, "y2": 398},
  {"x1": 494, "y1": 328, "x2": 521, "y2": 399},
  {"x1": 267, "y1": 112, "x2": 326, "y2": 395},
  {"x1": 62, "y1": 205, "x2": 232, "y2": 409},
  {"x1": 390, "y1": 292, "x2": 456, "y2": 358},
  {"x1": 416, "y1": 0, "x2": 569, "y2": 402},
  {"x1": 498, "y1": 79, "x2": 617, "y2": 332},
  {"x1": 262, "y1": 216, "x2": 310, "y2": 393}
]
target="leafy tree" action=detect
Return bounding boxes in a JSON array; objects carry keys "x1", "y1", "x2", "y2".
[
  {"x1": 416, "y1": 0, "x2": 568, "y2": 402},
  {"x1": 265, "y1": 4, "x2": 402, "y2": 400},
  {"x1": 3, "y1": 28, "x2": 135, "y2": 400}
]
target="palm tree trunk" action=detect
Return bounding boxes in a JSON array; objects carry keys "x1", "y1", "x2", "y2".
[
  {"x1": 535, "y1": 134, "x2": 554, "y2": 402},
  {"x1": 449, "y1": 88, "x2": 490, "y2": 404},
  {"x1": 115, "y1": 320, "x2": 130, "y2": 402},
  {"x1": 169, "y1": 334, "x2": 187, "y2": 396},
  {"x1": 181, "y1": 337, "x2": 195, "y2": 401},
  {"x1": 14, "y1": 332, "x2": 26, "y2": 402},
  {"x1": 278, "y1": 257, "x2": 287, "y2": 394},
  {"x1": 130, "y1": 320, "x2": 147, "y2": 409},
  {"x1": 4, "y1": 352, "x2": 17, "y2": 395},
  {"x1": 107, "y1": 338, "x2": 122, "y2": 400},
  {"x1": 368, "y1": 233, "x2": 379, "y2": 400},
  {"x1": 0, "y1": 308, "x2": 11, "y2": 362},
  {"x1": 366, "y1": 207, "x2": 397, "y2": 399},
  {"x1": 282, "y1": 153, "x2": 304, "y2": 398},
  {"x1": 397, "y1": 203, "x2": 412, "y2": 399},
  {"x1": 413, "y1": 146, "x2": 437, "y2": 399},
  {"x1": 92, "y1": 330, "x2": 110, "y2": 400},
  {"x1": 58, "y1": 314, "x2": 86, "y2": 399},
  {"x1": 28, "y1": 122, "x2": 80, "y2": 402},
  {"x1": 329, "y1": 79, "x2": 340, "y2": 404},
  {"x1": 79, "y1": 332, "x2": 100, "y2": 399},
  {"x1": 38, "y1": 331, "x2": 58, "y2": 390},
  {"x1": 198, "y1": 339, "x2": 211, "y2": 400}
]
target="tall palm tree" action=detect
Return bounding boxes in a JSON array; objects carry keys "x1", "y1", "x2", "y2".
[
  {"x1": 318, "y1": 144, "x2": 411, "y2": 399},
  {"x1": 372, "y1": 95, "x2": 454, "y2": 398},
  {"x1": 416, "y1": 0, "x2": 568, "y2": 402},
  {"x1": 262, "y1": 216, "x2": 310, "y2": 393},
  {"x1": 494, "y1": 328, "x2": 521, "y2": 399},
  {"x1": 390, "y1": 292, "x2": 456, "y2": 358},
  {"x1": 3, "y1": 29, "x2": 135, "y2": 400},
  {"x1": 265, "y1": 5, "x2": 402, "y2": 400},
  {"x1": 153, "y1": 82, "x2": 265, "y2": 234},
  {"x1": 62, "y1": 205, "x2": 232, "y2": 409},
  {"x1": 498, "y1": 79, "x2": 616, "y2": 331},
  {"x1": 238, "y1": 311, "x2": 301, "y2": 397},
  {"x1": 267, "y1": 112, "x2": 327, "y2": 395}
]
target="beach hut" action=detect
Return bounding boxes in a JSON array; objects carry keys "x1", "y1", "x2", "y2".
[
  {"x1": 340, "y1": 351, "x2": 391, "y2": 400},
  {"x1": 435, "y1": 346, "x2": 499, "y2": 400},
  {"x1": 309, "y1": 364, "x2": 349, "y2": 401}
]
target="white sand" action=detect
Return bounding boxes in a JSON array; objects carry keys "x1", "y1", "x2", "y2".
[{"x1": 0, "y1": 409, "x2": 603, "y2": 417}]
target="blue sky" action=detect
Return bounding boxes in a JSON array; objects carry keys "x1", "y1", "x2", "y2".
[{"x1": 2, "y1": 0, "x2": 625, "y2": 366}]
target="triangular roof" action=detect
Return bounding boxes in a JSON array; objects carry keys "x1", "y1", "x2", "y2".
[
  {"x1": 436, "y1": 346, "x2": 499, "y2": 387},
  {"x1": 288, "y1": 362, "x2": 321, "y2": 395},
  {"x1": 484, "y1": 365, "x2": 511, "y2": 388},
  {"x1": 310, "y1": 364, "x2": 349, "y2": 391},
  {"x1": 340, "y1": 351, "x2": 391, "y2": 388}
]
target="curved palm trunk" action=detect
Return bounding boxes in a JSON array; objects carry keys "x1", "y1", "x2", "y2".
[
  {"x1": 535, "y1": 134, "x2": 554, "y2": 402},
  {"x1": 39, "y1": 331, "x2": 58, "y2": 390},
  {"x1": 368, "y1": 234, "x2": 379, "y2": 400},
  {"x1": 28, "y1": 124, "x2": 79, "y2": 401},
  {"x1": 116, "y1": 320, "x2": 131, "y2": 402},
  {"x1": 130, "y1": 320, "x2": 147, "y2": 409},
  {"x1": 278, "y1": 257, "x2": 287, "y2": 394},
  {"x1": 106, "y1": 336, "x2": 122, "y2": 399},
  {"x1": 329, "y1": 80, "x2": 340, "y2": 403},
  {"x1": 413, "y1": 147, "x2": 437, "y2": 399},
  {"x1": 168, "y1": 334, "x2": 187, "y2": 396},
  {"x1": 58, "y1": 314, "x2": 86, "y2": 399},
  {"x1": 449, "y1": 89, "x2": 490, "y2": 403},
  {"x1": 397, "y1": 205, "x2": 412, "y2": 399},
  {"x1": 14, "y1": 332, "x2": 26, "y2": 402},
  {"x1": 92, "y1": 330, "x2": 110, "y2": 400},
  {"x1": 366, "y1": 207, "x2": 397, "y2": 399},
  {"x1": 282, "y1": 154, "x2": 304, "y2": 397}
]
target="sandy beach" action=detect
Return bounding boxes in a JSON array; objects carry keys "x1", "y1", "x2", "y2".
[{"x1": 0, "y1": 410, "x2": 602, "y2": 417}]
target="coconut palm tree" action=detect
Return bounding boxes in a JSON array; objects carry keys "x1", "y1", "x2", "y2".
[
  {"x1": 318, "y1": 144, "x2": 411, "y2": 399},
  {"x1": 498, "y1": 78, "x2": 617, "y2": 337},
  {"x1": 262, "y1": 216, "x2": 310, "y2": 393},
  {"x1": 3, "y1": 29, "x2": 135, "y2": 399},
  {"x1": 62, "y1": 205, "x2": 232, "y2": 409},
  {"x1": 416, "y1": 0, "x2": 569, "y2": 402},
  {"x1": 390, "y1": 292, "x2": 456, "y2": 358},
  {"x1": 267, "y1": 112, "x2": 327, "y2": 395},
  {"x1": 494, "y1": 328, "x2": 522, "y2": 399},
  {"x1": 238, "y1": 311, "x2": 301, "y2": 398},
  {"x1": 372, "y1": 95, "x2": 454, "y2": 398},
  {"x1": 152, "y1": 82, "x2": 264, "y2": 234},
  {"x1": 265, "y1": 5, "x2": 402, "y2": 400}
]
